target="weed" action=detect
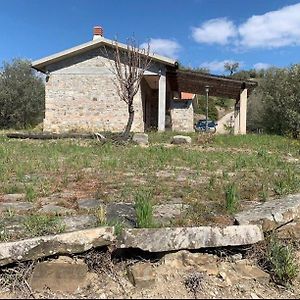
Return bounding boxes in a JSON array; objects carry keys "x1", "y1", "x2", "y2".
[
  {"x1": 24, "y1": 184, "x2": 36, "y2": 202},
  {"x1": 267, "y1": 236, "x2": 299, "y2": 285},
  {"x1": 94, "y1": 205, "x2": 107, "y2": 226},
  {"x1": 23, "y1": 214, "x2": 65, "y2": 237},
  {"x1": 225, "y1": 183, "x2": 240, "y2": 214},
  {"x1": 0, "y1": 222, "x2": 9, "y2": 242},
  {"x1": 134, "y1": 189, "x2": 155, "y2": 228},
  {"x1": 184, "y1": 272, "x2": 203, "y2": 298},
  {"x1": 260, "y1": 183, "x2": 269, "y2": 202}
]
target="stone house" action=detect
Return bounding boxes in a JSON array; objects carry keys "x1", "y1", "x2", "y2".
[{"x1": 32, "y1": 26, "x2": 257, "y2": 134}]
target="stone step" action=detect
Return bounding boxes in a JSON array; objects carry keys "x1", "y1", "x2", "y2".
[
  {"x1": 119, "y1": 225, "x2": 264, "y2": 252},
  {"x1": 235, "y1": 193, "x2": 300, "y2": 231},
  {"x1": 0, "y1": 227, "x2": 115, "y2": 267}
]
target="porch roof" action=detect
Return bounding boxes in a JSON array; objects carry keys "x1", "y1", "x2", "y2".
[{"x1": 167, "y1": 69, "x2": 258, "y2": 100}]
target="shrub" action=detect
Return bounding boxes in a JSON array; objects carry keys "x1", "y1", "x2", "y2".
[{"x1": 267, "y1": 236, "x2": 299, "y2": 285}]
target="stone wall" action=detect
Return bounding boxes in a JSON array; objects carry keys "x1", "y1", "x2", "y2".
[
  {"x1": 170, "y1": 100, "x2": 194, "y2": 132},
  {"x1": 43, "y1": 47, "x2": 164, "y2": 133}
]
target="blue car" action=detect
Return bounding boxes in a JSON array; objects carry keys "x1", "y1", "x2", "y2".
[{"x1": 195, "y1": 119, "x2": 217, "y2": 133}]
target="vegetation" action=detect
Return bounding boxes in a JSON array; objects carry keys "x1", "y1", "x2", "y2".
[
  {"x1": 0, "y1": 133, "x2": 298, "y2": 228},
  {"x1": 267, "y1": 236, "x2": 299, "y2": 285},
  {"x1": 0, "y1": 59, "x2": 45, "y2": 129},
  {"x1": 232, "y1": 65, "x2": 300, "y2": 138},
  {"x1": 23, "y1": 214, "x2": 65, "y2": 237},
  {"x1": 134, "y1": 188, "x2": 155, "y2": 228},
  {"x1": 225, "y1": 183, "x2": 240, "y2": 214}
]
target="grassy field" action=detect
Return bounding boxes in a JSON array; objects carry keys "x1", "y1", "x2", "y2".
[{"x1": 0, "y1": 132, "x2": 299, "y2": 227}]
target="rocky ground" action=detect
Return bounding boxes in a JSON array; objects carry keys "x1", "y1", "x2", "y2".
[{"x1": 1, "y1": 247, "x2": 300, "y2": 299}]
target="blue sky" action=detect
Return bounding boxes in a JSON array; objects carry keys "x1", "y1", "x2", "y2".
[{"x1": 1, "y1": 0, "x2": 300, "y2": 74}]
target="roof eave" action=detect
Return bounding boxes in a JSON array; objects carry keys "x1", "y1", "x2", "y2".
[{"x1": 31, "y1": 37, "x2": 176, "y2": 73}]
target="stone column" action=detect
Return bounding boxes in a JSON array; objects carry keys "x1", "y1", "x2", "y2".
[
  {"x1": 239, "y1": 88, "x2": 248, "y2": 134},
  {"x1": 234, "y1": 101, "x2": 240, "y2": 135},
  {"x1": 158, "y1": 71, "x2": 166, "y2": 132}
]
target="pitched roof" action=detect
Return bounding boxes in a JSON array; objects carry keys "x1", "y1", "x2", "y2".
[
  {"x1": 180, "y1": 92, "x2": 195, "y2": 100},
  {"x1": 32, "y1": 36, "x2": 176, "y2": 72}
]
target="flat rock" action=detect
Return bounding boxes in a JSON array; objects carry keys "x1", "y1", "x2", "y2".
[
  {"x1": 172, "y1": 135, "x2": 192, "y2": 144},
  {"x1": 77, "y1": 199, "x2": 102, "y2": 210},
  {"x1": 119, "y1": 225, "x2": 264, "y2": 252},
  {"x1": 132, "y1": 133, "x2": 149, "y2": 145},
  {"x1": 153, "y1": 204, "x2": 189, "y2": 225},
  {"x1": 235, "y1": 193, "x2": 300, "y2": 231},
  {"x1": 127, "y1": 262, "x2": 156, "y2": 288},
  {"x1": 38, "y1": 204, "x2": 76, "y2": 215},
  {"x1": 30, "y1": 256, "x2": 88, "y2": 292},
  {"x1": 1, "y1": 193, "x2": 26, "y2": 202},
  {"x1": 106, "y1": 203, "x2": 136, "y2": 227},
  {"x1": 0, "y1": 202, "x2": 34, "y2": 213},
  {"x1": 0, "y1": 227, "x2": 115, "y2": 266},
  {"x1": 62, "y1": 215, "x2": 98, "y2": 232}
]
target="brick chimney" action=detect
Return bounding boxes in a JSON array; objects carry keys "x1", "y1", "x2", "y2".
[{"x1": 93, "y1": 26, "x2": 103, "y2": 40}]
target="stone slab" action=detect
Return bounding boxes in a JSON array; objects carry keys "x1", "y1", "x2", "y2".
[
  {"x1": 77, "y1": 199, "x2": 102, "y2": 210},
  {"x1": 119, "y1": 225, "x2": 264, "y2": 252},
  {"x1": 0, "y1": 227, "x2": 115, "y2": 266},
  {"x1": 0, "y1": 202, "x2": 34, "y2": 213},
  {"x1": 62, "y1": 215, "x2": 98, "y2": 232},
  {"x1": 30, "y1": 256, "x2": 88, "y2": 292},
  {"x1": 38, "y1": 204, "x2": 76, "y2": 215},
  {"x1": 1, "y1": 194, "x2": 26, "y2": 202},
  {"x1": 235, "y1": 193, "x2": 300, "y2": 231}
]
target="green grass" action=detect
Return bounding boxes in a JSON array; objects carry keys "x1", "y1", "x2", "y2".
[
  {"x1": 134, "y1": 188, "x2": 155, "y2": 228},
  {"x1": 225, "y1": 183, "x2": 240, "y2": 214},
  {"x1": 267, "y1": 236, "x2": 299, "y2": 285},
  {"x1": 23, "y1": 214, "x2": 65, "y2": 237},
  {"x1": 0, "y1": 132, "x2": 299, "y2": 226}
]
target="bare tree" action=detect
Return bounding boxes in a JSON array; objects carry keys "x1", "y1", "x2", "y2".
[
  {"x1": 107, "y1": 38, "x2": 152, "y2": 138},
  {"x1": 224, "y1": 62, "x2": 239, "y2": 76}
]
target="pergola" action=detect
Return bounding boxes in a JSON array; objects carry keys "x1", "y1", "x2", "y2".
[{"x1": 166, "y1": 68, "x2": 258, "y2": 134}]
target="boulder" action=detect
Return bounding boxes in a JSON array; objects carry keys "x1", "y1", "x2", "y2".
[
  {"x1": 172, "y1": 135, "x2": 192, "y2": 144},
  {"x1": 30, "y1": 256, "x2": 88, "y2": 292},
  {"x1": 132, "y1": 133, "x2": 149, "y2": 145},
  {"x1": 119, "y1": 225, "x2": 264, "y2": 252},
  {"x1": 0, "y1": 227, "x2": 115, "y2": 266},
  {"x1": 235, "y1": 193, "x2": 300, "y2": 232},
  {"x1": 127, "y1": 262, "x2": 156, "y2": 288}
]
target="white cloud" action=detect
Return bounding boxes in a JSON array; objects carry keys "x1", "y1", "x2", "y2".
[
  {"x1": 239, "y1": 3, "x2": 300, "y2": 48},
  {"x1": 192, "y1": 3, "x2": 300, "y2": 49},
  {"x1": 140, "y1": 38, "x2": 181, "y2": 59},
  {"x1": 253, "y1": 63, "x2": 271, "y2": 70},
  {"x1": 200, "y1": 60, "x2": 242, "y2": 72},
  {"x1": 191, "y1": 18, "x2": 237, "y2": 45}
]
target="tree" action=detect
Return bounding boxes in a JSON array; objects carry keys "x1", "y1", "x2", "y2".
[
  {"x1": 0, "y1": 59, "x2": 45, "y2": 129},
  {"x1": 260, "y1": 66, "x2": 300, "y2": 138},
  {"x1": 224, "y1": 62, "x2": 239, "y2": 76},
  {"x1": 247, "y1": 65, "x2": 300, "y2": 138},
  {"x1": 107, "y1": 38, "x2": 152, "y2": 138}
]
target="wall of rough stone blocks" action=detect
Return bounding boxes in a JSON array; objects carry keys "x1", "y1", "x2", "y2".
[
  {"x1": 43, "y1": 47, "x2": 164, "y2": 133},
  {"x1": 170, "y1": 100, "x2": 194, "y2": 132}
]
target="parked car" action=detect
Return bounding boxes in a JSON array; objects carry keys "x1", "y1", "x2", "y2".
[{"x1": 194, "y1": 119, "x2": 218, "y2": 133}]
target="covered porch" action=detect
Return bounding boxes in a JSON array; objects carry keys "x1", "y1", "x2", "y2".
[{"x1": 154, "y1": 68, "x2": 258, "y2": 134}]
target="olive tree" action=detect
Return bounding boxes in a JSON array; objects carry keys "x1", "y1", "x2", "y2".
[{"x1": 0, "y1": 59, "x2": 45, "y2": 128}]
